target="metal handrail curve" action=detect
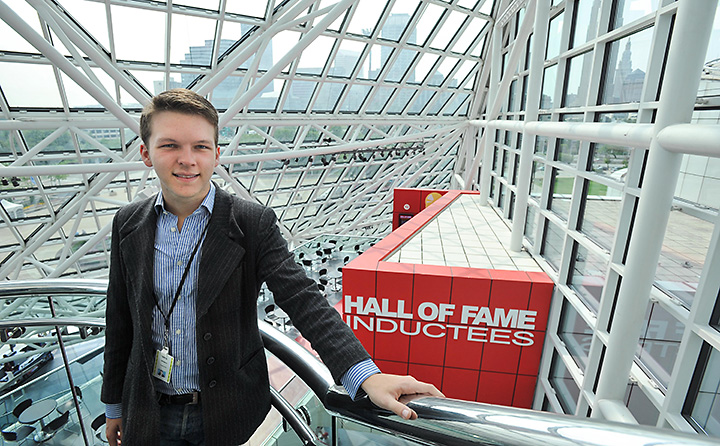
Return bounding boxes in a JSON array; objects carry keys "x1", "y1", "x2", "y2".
[{"x1": 2, "y1": 280, "x2": 719, "y2": 446}]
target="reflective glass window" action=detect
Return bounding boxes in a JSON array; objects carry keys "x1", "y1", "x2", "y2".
[
  {"x1": 111, "y1": 5, "x2": 165, "y2": 63},
  {"x1": 340, "y1": 84, "x2": 371, "y2": 112},
  {"x1": 579, "y1": 181, "x2": 621, "y2": 250},
  {"x1": 412, "y1": 53, "x2": 441, "y2": 84},
  {"x1": 549, "y1": 169, "x2": 572, "y2": 221},
  {"x1": 558, "y1": 299, "x2": 592, "y2": 370},
  {"x1": 542, "y1": 220, "x2": 565, "y2": 271},
  {"x1": 0, "y1": 63, "x2": 62, "y2": 108},
  {"x1": 430, "y1": 10, "x2": 467, "y2": 51},
  {"x1": 571, "y1": 0, "x2": 600, "y2": 48},
  {"x1": 637, "y1": 302, "x2": 684, "y2": 389},
  {"x1": 366, "y1": 87, "x2": 394, "y2": 113},
  {"x1": 382, "y1": 1, "x2": 421, "y2": 42},
  {"x1": 611, "y1": 0, "x2": 659, "y2": 30},
  {"x1": 525, "y1": 204, "x2": 538, "y2": 245},
  {"x1": 347, "y1": 0, "x2": 386, "y2": 36},
  {"x1": 170, "y1": 14, "x2": 217, "y2": 65},
  {"x1": 684, "y1": 343, "x2": 720, "y2": 436},
  {"x1": 298, "y1": 36, "x2": 336, "y2": 75},
  {"x1": 655, "y1": 210, "x2": 712, "y2": 308},
  {"x1": 541, "y1": 65, "x2": 558, "y2": 109},
  {"x1": 386, "y1": 49, "x2": 418, "y2": 82},
  {"x1": 550, "y1": 351, "x2": 579, "y2": 413},
  {"x1": 625, "y1": 383, "x2": 659, "y2": 426},
  {"x1": 330, "y1": 40, "x2": 365, "y2": 78},
  {"x1": 589, "y1": 143, "x2": 631, "y2": 181},
  {"x1": 600, "y1": 27, "x2": 654, "y2": 105},
  {"x1": 546, "y1": 12, "x2": 564, "y2": 60},
  {"x1": 283, "y1": 81, "x2": 316, "y2": 112},
  {"x1": 387, "y1": 89, "x2": 415, "y2": 114},
  {"x1": 225, "y1": 0, "x2": 269, "y2": 18},
  {"x1": 564, "y1": 51, "x2": 592, "y2": 107},
  {"x1": 569, "y1": 242, "x2": 606, "y2": 313},
  {"x1": 530, "y1": 161, "x2": 545, "y2": 200},
  {"x1": 313, "y1": 83, "x2": 345, "y2": 113},
  {"x1": 415, "y1": 3, "x2": 445, "y2": 46}
]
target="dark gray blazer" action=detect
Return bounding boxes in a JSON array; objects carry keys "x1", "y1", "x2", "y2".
[{"x1": 101, "y1": 187, "x2": 369, "y2": 445}]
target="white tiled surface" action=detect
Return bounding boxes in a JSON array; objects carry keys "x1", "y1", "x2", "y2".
[{"x1": 385, "y1": 194, "x2": 543, "y2": 271}]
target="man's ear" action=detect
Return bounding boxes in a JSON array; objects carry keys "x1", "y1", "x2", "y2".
[
  {"x1": 140, "y1": 144, "x2": 153, "y2": 167},
  {"x1": 214, "y1": 146, "x2": 220, "y2": 167}
]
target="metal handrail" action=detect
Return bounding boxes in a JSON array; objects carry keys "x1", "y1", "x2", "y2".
[{"x1": 2, "y1": 280, "x2": 719, "y2": 445}]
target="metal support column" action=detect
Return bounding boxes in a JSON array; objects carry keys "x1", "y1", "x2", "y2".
[
  {"x1": 509, "y1": 0, "x2": 551, "y2": 251},
  {"x1": 593, "y1": 0, "x2": 718, "y2": 415}
]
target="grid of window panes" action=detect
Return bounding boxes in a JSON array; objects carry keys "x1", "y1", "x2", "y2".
[
  {"x1": 484, "y1": 0, "x2": 720, "y2": 436},
  {"x1": 0, "y1": 0, "x2": 494, "y2": 279}
]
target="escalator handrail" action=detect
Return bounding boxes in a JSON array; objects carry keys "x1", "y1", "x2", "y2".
[{"x1": 2, "y1": 280, "x2": 719, "y2": 445}]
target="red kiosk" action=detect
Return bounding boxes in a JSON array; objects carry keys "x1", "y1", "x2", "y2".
[{"x1": 342, "y1": 189, "x2": 554, "y2": 408}]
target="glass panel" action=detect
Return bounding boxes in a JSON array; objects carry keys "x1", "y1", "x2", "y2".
[
  {"x1": 339, "y1": 84, "x2": 370, "y2": 112},
  {"x1": 541, "y1": 65, "x2": 558, "y2": 109},
  {"x1": 558, "y1": 299, "x2": 592, "y2": 370},
  {"x1": 313, "y1": 83, "x2": 345, "y2": 113},
  {"x1": 564, "y1": 51, "x2": 592, "y2": 107},
  {"x1": 358, "y1": 44, "x2": 388, "y2": 80},
  {"x1": 411, "y1": 53, "x2": 441, "y2": 84},
  {"x1": 590, "y1": 143, "x2": 632, "y2": 181},
  {"x1": 535, "y1": 135, "x2": 549, "y2": 157},
  {"x1": 366, "y1": 87, "x2": 394, "y2": 113},
  {"x1": 549, "y1": 169, "x2": 572, "y2": 221},
  {"x1": 637, "y1": 302, "x2": 684, "y2": 389},
  {"x1": 525, "y1": 205, "x2": 538, "y2": 245},
  {"x1": 530, "y1": 161, "x2": 545, "y2": 200},
  {"x1": 430, "y1": 10, "x2": 466, "y2": 51},
  {"x1": 330, "y1": 40, "x2": 365, "y2": 78},
  {"x1": 429, "y1": 57, "x2": 460, "y2": 87},
  {"x1": 386, "y1": 49, "x2": 418, "y2": 82},
  {"x1": 543, "y1": 220, "x2": 564, "y2": 271},
  {"x1": 381, "y1": 1, "x2": 420, "y2": 42},
  {"x1": 297, "y1": 36, "x2": 335, "y2": 75},
  {"x1": 111, "y1": 5, "x2": 165, "y2": 63},
  {"x1": 453, "y1": 17, "x2": 486, "y2": 53},
  {"x1": 0, "y1": 63, "x2": 62, "y2": 108},
  {"x1": 59, "y1": 73, "x2": 102, "y2": 109},
  {"x1": 612, "y1": 0, "x2": 660, "y2": 30},
  {"x1": 171, "y1": 14, "x2": 217, "y2": 65},
  {"x1": 283, "y1": 81, "x2": 316, "y2": 112},
  {"x1": 0, "y1": 1, "x2": 43, "y2": 53},
  {"x1": 387, "y1": 89, "x2": 415, "y2": 114},
  {"x1": 625, "y1": 384, "x2": 659, "y2": 426},
  {"x1": 600, "y1": 27, "x2": 654, "y2": 105},
  {"x1": 572, "y1": 0, "x2": 600, "y2": 48},
  {"x1": 687, "y1": 346, "x2": 720, "y2": 436},
  {"x1": 347, "y1": 0, "x2": 386, "y2": 36},
  {"x1": 550, "y1": 352, "x2": 579, "y2": 413},
  {"x1": 408, "y1": 90, "x2": 434, "y2": 114},
  {"x1": 580, "y1": 181, "x2": 621, "y2": 250},
  {"x1": 655, "y1": 210, "x2": 712, "y2": 308},
  {"x1": 546, "y1": 12, "x2": 564, "y2": 60},
  {"x1": 225, "y1": 0, "x2": 269, "y2": 18},
  {"x1": 415, "y1": 3, "x2": 445, "y2": 46},
  {"x1": 60, "y1": 0, "x2": 112, "y2": 50},
  {"x1": 569, "y1": 243, "x2": 606, "y2": 313}
]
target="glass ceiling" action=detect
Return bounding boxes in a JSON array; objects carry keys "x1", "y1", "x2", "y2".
[{"x1": 0, "y1": 0, "x2": 495, "y2": 280}]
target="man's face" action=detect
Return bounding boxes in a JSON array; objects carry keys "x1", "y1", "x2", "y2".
[{"x1": 140, "y1": 111, "x2": 219, "y2": 212}]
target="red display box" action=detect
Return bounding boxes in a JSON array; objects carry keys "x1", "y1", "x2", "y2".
[{"x1": 342, "y1": 190, "x2": 553, "y2": 409}]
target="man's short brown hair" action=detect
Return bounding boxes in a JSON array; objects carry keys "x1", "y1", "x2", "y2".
[{"x1": 140, "y1": 89, "x2": 219, "y2": 146}]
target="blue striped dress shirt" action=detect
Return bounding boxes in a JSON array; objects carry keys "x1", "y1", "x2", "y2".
[{"x1": 106, "y1": 183, "x2": 379, "y2": 419}]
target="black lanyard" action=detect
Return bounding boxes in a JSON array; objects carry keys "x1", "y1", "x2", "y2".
[{"x1": 154, "y1": 223, "x2": 209, "y2": 351}]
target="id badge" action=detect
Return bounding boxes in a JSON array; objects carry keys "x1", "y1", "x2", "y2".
[{"x1": 152, "y1": 347, "x2": 174, "y2": 383}]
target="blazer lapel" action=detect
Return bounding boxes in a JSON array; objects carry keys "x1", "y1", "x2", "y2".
[
  {"x1": 196, "y1": 188, "x2": 245, "y2": 317},
  {"x1": 118, "y1": 197, "x2": 158, "y2": 334}
]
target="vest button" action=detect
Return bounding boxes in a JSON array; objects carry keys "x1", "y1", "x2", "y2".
[
  {"x1": 208, "y1": 380, "x2": 217, "y2": 388},
  {"x1": 207, "y1": 357, "x2": 215, "y2": 365},
  {"x1": 203, "y1": 333, "x2": 212, "y2": 341}
]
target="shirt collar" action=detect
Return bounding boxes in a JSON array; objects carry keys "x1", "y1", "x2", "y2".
[{"x1": 153, "y1": 182, "x2": 216, "y2": 216}]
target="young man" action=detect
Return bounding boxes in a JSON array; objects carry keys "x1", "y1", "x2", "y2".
[{"x1": 101, "y1": 89, "x2": 441, "y2": 446}]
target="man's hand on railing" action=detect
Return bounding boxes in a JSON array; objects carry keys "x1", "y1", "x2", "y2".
[{"x1": 360, "y1": 373, "x2": 444, "y2": 420}]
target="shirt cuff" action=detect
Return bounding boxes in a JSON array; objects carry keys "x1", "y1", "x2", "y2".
[
  {"x1": 105, "y1": 403, "x2": 122, "y2": 419},
  {"x1": 340, "y1": 359, "x2": 381, "y2": 400}
]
